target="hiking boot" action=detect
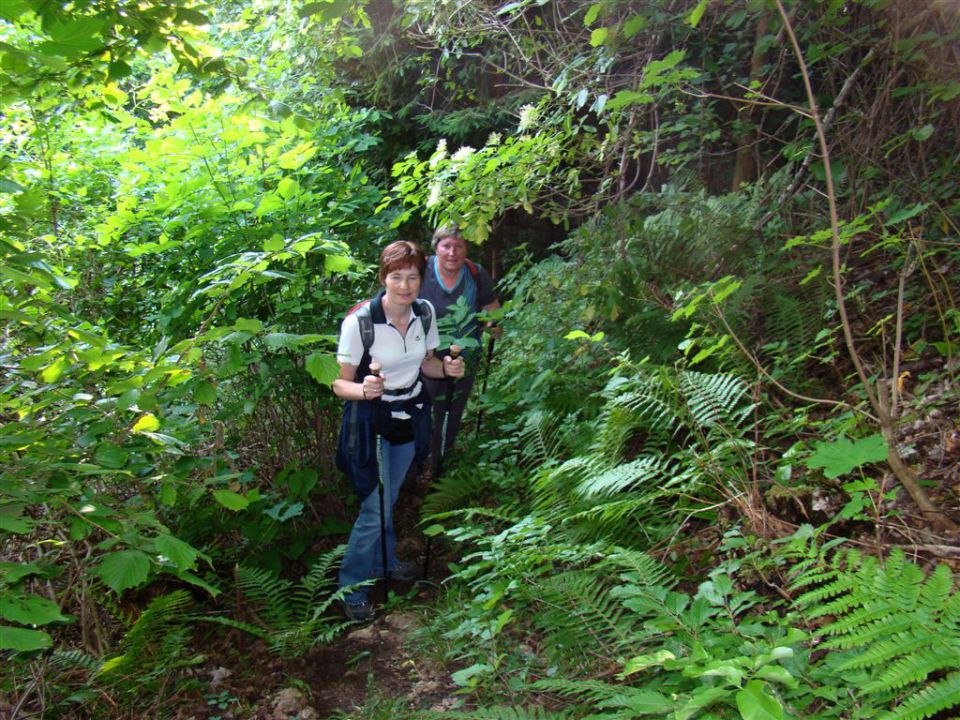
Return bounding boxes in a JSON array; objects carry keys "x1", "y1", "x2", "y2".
[
  {"x1": 343, "y1": 599, "x2": 373, "y2": 622},
  {"x1": 389, "y1": 560, "x2": 420, "y2": 582}
]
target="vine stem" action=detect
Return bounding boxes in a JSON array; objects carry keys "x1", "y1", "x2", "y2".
[{"x1": 775, "y1": 0, "x2": 957, "y2": 533}]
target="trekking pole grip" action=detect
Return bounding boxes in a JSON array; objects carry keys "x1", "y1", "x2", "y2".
[{"x1": 443, "y1": 345, "x2": 461, "y2": 380}]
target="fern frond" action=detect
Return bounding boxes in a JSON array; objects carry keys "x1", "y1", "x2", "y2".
[
  {"x1": 606, "y1": 548, "x2": 678, "y2": 592},
  {"x1": 918, "y1": 564, "x2": 954, "y2": 613},
  {"x1": 293, "y1": 546, "x2": 345, "y2": 614},
  {"x1": 879, "y1": 672, "x2": 960, "y2": 720},
  {"x1": 437, "y1": 706, "x2": 574, "y2": 720},
  {"x1": 794, "y1": 575, "x2": 856, "y2": 613},
  {"x1": 517, "y1": 409, "x2": 566, "y2": 466},
  {"x1": 234, "y1": 565, "x2": 295, "y2": 629},
  {"x1": 192, "y1": 614, "x2": 271, "y2": 639},
  {"x1": 531, "y1": 677, "x2": 624, "y2": 701},
  {"x1": 795, "y1": 548, "x2": 960, "y2": 714},
  {"x1": 575, "y1": 456, "x2": 666, "y2": 499},
  {"x1": 533, "y1": 569, "x2": 642, "y2": 664},
  {"x1": 120, "y1": 590, "x2": 193, "y2": 656},
  {"x1": 677, "y1": 371, "x2": 751, "y2": 430},
  {"x1": 865, "y1": 644, "x2": 960, "y2": 693},
  {"x1": 531, "y1": 457, "x2": 596, "y2": 516},
  {"x1": 48, "y1": 648, "x2": 100, "y2": 673},
  {"x1": 423, "y1": 468, "x2": 492, "y2": 515},
  {"x1": 837, "y1": 632, "x2": 931, "y2": 671},
  {"x1": 821, "y1": 615, "x2": 914, "y2": 648}
]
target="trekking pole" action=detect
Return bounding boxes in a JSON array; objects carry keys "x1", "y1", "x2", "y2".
[
  {"x1": 369, "y1": 361, "x2": 389, "y2": 583},
  {"x1": 423, "y1": 344, "x2": 461, "y2": 580},
  {"x1": 473, "y1": 336, "x2": 496, "y2": 435}
]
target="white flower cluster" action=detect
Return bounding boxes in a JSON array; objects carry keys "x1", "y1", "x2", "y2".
[
  {"x1": 426, "y1": 181, "x2": 443, "y2": 208},
  {"x1": 429, "y1": 138, "x2": 448, "y2": 169},
  {"x1": 450, "y1": 145, "x2": 475, "y2": 167},
  {"x1": 518, "y1": 104, "x2": 539, "y2": 132}
]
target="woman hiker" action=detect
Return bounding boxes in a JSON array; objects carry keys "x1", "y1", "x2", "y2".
[
  {"x1": 333, "y1": 240, "x2": 465, "y2": 621},
  {"x1": 419, "y1": 224, "x2": 501, "y2": 460}
]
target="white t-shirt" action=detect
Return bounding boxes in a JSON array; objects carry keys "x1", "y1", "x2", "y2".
[{"x1": 337, "y1": 300, "x2": 440, "y2": 403}]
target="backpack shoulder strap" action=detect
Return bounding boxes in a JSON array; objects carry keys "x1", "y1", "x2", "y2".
[
  {"x1": 412, "y1": 298, "x2": 433, "y2": 336},
  {"x1": 347, "y1": 293, "x2": 387, "y2": 381},
  {"x1": 353, "y1": 303, "x2": 374, "y2": 353},
  {"x1": 465, "y1": 259, "x2": 479, "y2": 278}
]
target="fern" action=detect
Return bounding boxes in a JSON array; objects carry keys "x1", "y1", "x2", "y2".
[
  {"x1": 432, "y1": 706, "x2": 575, "y2": 720},
  {"x1": 575, "y1": 456, "x2": 668, "y2": 499},
  {"x1": 48, "y1": 648, "x2": 101, "y2": 674},
  {"x1": 533, "y1": 569, "x2": 644, "y2": 667},
  {"x1": 422, "y1": 467, "x2": 489, "y2": 516},
  {"x1": 677, "y1": 370, "x2": 752, "y2": 430},
  {"x1": 880, "y1": 672, "x2": 960, "y2": 720},
  {"x1": 793, "y1": 549, "x2": 960, "y2": 718},
  {"x1": 521, "y1": 364, "x2": 753, "y2": 548},
  {"x1": 225, "y1": 545, "x2": 353, "y2": 657}
]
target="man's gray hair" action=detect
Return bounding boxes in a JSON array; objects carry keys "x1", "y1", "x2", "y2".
[{"x1": 432, "y1": 223, "x2": 463, "y2": 249}]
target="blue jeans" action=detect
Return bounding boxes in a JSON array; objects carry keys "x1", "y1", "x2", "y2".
[{"x1": 339, "y1": 438, "x2": 415, "y2": 603}]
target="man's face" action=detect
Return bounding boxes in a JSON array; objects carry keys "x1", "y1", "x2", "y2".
[{"x1": 436, "y1": 235, "x2": 468, "y2": 275}]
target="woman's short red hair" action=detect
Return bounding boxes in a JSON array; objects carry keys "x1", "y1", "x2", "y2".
[{"x1": 379, "y1": 240, "x2": 427, "y2": 283}]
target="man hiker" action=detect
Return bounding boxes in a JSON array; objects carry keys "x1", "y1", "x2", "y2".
[{"x1": 419, "y1": 224, "x2": 501, "y2": 463}]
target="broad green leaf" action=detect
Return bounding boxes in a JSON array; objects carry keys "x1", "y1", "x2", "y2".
[
  {"x1": 286, "y1": 468, "x2": 318, "y2": 498},
  {"x1": 40, "y1": 17, "x2": 106, "y2": 57},
  {"x1": 131, "y1": 413, "x2": 160, "y2": 433},
  {"x1": 619, "y1": 650, "x2": 677, "y2": 678},
  {"x1": 754, "y1": 665, "x2": 798, "y2": 689},
  {"x1": 94, "y1": 442, "x2": 128, "y2": 469},
  {"x1": 805, "y1": 434, "x2": 887, "y2": 479},
  {"x1": 451, "y1": 662, "x2": 494, "y2": 687},
  {"x1": 0, "y1": 563, "x2": 43, "y2": 583},
  {"x1": 41, "y1": 355, "x2": 69, "y2": 383},
  {"x1": 885, "y1": 202, "x2": 927, "y2": 225},
  {"x1": 176, "y1": 7, "x2": 211, "y2": 24},
  {"x1": 0, "y1": 505, "x2": 31, "y2": 534},
  {"x1": 263, "y1": 332, "x2": 303, "y2": 349},
  {"x1": 305, "y1": 351, "x2": 340, "y2": 385},
  {"x1": 612, "y1": 690, "x2": 674, "y2": 714},
  {"x1": 154, "y1": 534, "x2": 199, "y2": 571},
  {"x1": 212, "y1": 490, "x2": 249, "y2": 511},
  {"x1": 263, "y1": 235, "x2": 285, "y2": 252},
  {"x1": 623, "y1": 15, "x2": 647, "y2": 38},
  {"x1": 277, "y1": 177, "x2": 300, "y2": 199},
  {"x1": 193, "y1": 381, "x2": 217, "y2": 406},
  {"x1": 167, "y1": 569, "x2": 220, "y2": 597},
  {"x1": 0, "y1": 594, "x2": 69, "y2": 625},
  {"x1": 564, "y1": 330, "x2": 591, "y2": 340},
  {"x1": 234, "y1": 318, "x2": 263, "y2": 333},
  {"x1": 0, "y1": 625, "x2": 52, "y2": 652},
  {"x1": 589, "y1": 27, "x2": 608, "y2": 47},
  {"x1": 687, "y1": 0, "x2": 708, "y2": 27},
  {"x1": 736, "y1": 680, "x2": 784, "y2": 720},
  {"x1": 324, "y1": 254, "x2": 352, "y2": 273},
  {"x1": 277, "y1": 142, "x2": 317, "y2": 170},
  {"x1": 606, "y1": 90, "x2": 654, "y2": 110},
  {"x1": 584, "y1": 3, "x2": 602, "y2": 25},
  {"x1": 96, "y1": 550, "x2": 151, "y2": 592}
]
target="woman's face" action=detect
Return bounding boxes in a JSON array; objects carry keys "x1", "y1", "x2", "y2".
[
  {"x1": 435, "y1": 235, "x2": 467, "y2": 275},
  {"x1": 383, "y1": 264, "x2": 422, "y2": 307}
]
